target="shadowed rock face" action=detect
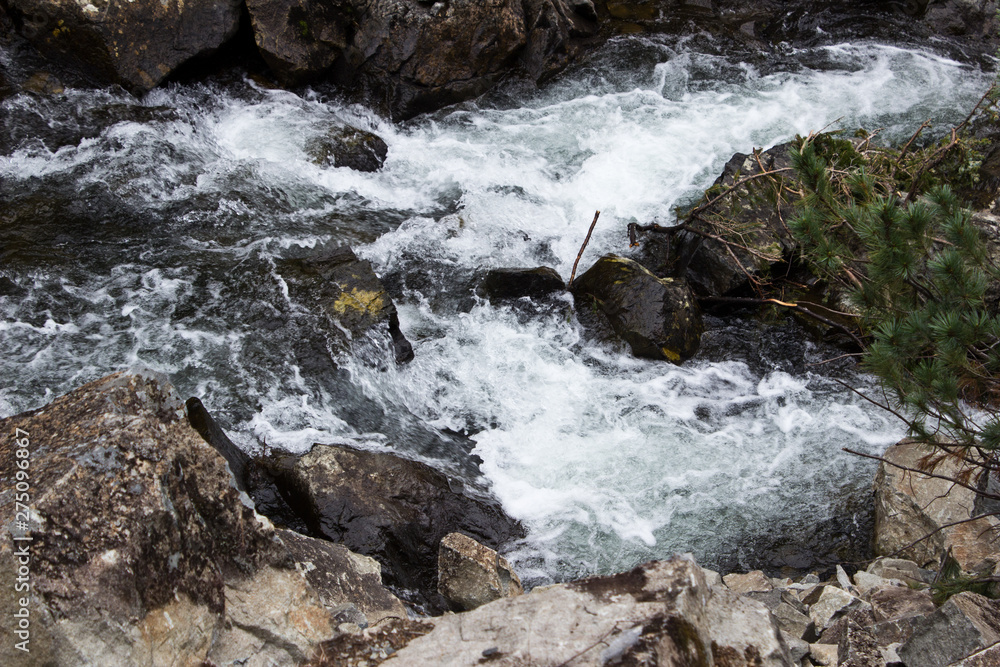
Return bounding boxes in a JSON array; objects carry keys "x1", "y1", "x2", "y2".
[{"x1": 3, "y1": 0, "x2": 242, "y2": 92}]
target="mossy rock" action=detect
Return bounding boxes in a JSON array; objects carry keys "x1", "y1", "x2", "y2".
[{"x1": 571, "y1": 254, "x2": 703, "y2": 363}]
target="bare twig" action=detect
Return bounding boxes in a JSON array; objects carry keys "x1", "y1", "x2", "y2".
[
  {"x1": 698, "y1": 296, "x2": 866, "y2": 348},
  {"x1": 843, "y1": 447, "x2": 1000, "y2": 502},
  {"x1": 569, "y1": 211, "x2": 601, "y2": 288}
]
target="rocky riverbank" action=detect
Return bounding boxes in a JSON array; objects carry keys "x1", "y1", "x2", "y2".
[
  {"x1": 0, "y1": 0, "x2": 997, "y2": 117},
  {"x1": 2, "y1": 371, "x2": 1000, "y2": 665}
]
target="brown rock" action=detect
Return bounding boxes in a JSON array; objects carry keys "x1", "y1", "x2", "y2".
[
  {"x1": 874, "y1": 440, "x2": 999, "y2": 572},
  {"x1": 4, "y1": 0, "x2": 241, "y2": 92},
  {"x1": 869, "y1": 586, "x2": 936, "y2": 623},
  {"x1": 723, "y1": 570, "x2": 775, "y2": 594},
  {"x1": 437, "y1": 532, "x2": 523, "y2": 611},
  {"x1": 0, "y1": 372, "x2": 342, "y2": 665}
]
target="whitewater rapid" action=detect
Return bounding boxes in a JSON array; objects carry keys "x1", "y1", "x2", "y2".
[{"x1": 1, "y1": 35, "x2": 993, "y2": 583}]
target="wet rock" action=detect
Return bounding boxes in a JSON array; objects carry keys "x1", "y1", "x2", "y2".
[
  {"x1": 480, "y1": 266, "x2": 566, "y2": 302},
  {"x1": 898, "y1": 592, "x2": 1000, "y2": 667},
  {"x1": 571, "y1": 254, "x2": 703, "y2": 363},
  {"x1": 723, "y1": 570, "x2": 774, "y2": 594},
  {"x1": 376, "y1": 557, "x2": 791, "y2": 666},
  {"x1": 267, "y1": 443, "x2": 525, "y2": 613},
  {"x1": 185, "y1": 395, "x2": 251, "y2": 491},
  {"x1": 306, "y1": 125, "x2": 389, "y2": 172},
  {"x1": 874, "y1": 439, "x2": 999, "y2": 572},
  {"x1": 0, "y1": 372, "x2": 342, "y2": 666},
  {"x1": 437, "y1": 532, "x2": 523, "y2": 611},
  {"x1": 4, "y1": 0, "x2": 242, "y2": 92},
  {"x1": 649, "y1": 142, "x2": 797, "y2": 297},
  {"x1": 278, "y1": 246, "x2": 414, "y2": 364},
  {"x1": 246, "y1": 0, "x2": 596, "y2": 119}
]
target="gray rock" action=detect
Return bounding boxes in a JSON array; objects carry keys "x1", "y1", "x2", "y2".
[
  {"x1": 867, "y1": 557, "x2": 932, "y2": 585},
  {"x1": 266, "y1": 442, "x2": 525, "y2": 613},
  {"x1": 4, "y1": 0, "x2": 241, "y2": 92},
  {"x1": 438, "y1": 532, "x2": 523, "y2": 611},
  {"x1": 571, "y1": 254, "x2": 704, "y2": 363},
  {"x1": 899, "y1": 592, "x2": 1000, "y2": 667},
  {"x1": 774, "y1": 601, "x2": 816, "y2": 641},
  {"x1": 852, "y1": 570, "x2": 906, "y2": 598},
  {"x1": 809, "y1": 586, "x2": 869, "y2": 633},
  {"x1": 0, "y1": 372, "x2": 343, "y2": 666},
  {"x1": 380, "y1": 557, "x2": 793, "y2": 666},
  {"x1": 838, "y1": 619, "x2": 885, "y2": 667},
  {"x1": 810, "y1": 643, "x2": 840, "y2": 666},
  {"x1": 874, "y1": 440, "x2": 999, "y2": 573},
  {"x1": 948, "y1": 641, "x2": 1000, "y2": 666}
]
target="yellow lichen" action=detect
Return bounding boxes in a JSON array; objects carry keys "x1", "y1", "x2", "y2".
[
  {"x1": 332, "y1": 288, "x2": 386, "y2": 315},
  {"x1": 660, "y1": 347, "x2": 681, "y2": 362}
]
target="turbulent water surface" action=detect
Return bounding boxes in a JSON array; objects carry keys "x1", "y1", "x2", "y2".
[{"x1": 1, "y1": 35, "x2": 994, "y2": 584}]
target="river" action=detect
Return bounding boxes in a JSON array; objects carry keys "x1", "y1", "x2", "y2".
[{"x1": 1, "y1": 33, "x2": 993, "y2": 586}]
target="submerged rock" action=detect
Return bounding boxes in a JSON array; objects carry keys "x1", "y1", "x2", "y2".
[
  {"x1": 3, "y1": 0, "x2": 242, "y2": 92},
  {"x1": 438, "y1": 532, "x2": 523, "y2": 611},
  {"x1": 265, "y1": 443, "x2": 526, "y2": 614},
  {"x1": 0, "y1": 371, "x2": 405, "y2": 666},
  {"x1": 278, "y1": 246, "x2": 413, "y2": 364},
  {"x1": 572, "y1": 254, "x2": 703, "y2": 362}
]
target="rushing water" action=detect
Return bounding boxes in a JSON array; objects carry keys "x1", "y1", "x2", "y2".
[{"x1": 1, "y1": 35, "x2": 994, "y2": 584}]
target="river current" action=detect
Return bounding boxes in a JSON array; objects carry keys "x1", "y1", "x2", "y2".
[{"x1": 1, "y1": 34, "x2": 994, "y2": 585}]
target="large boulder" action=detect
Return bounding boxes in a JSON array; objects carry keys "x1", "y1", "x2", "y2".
[
  {"x1": 0, "y1": 371, "x2": 406, "y2": 666},
  {"x1": 278, "y1": 246, "x2": 413, "y2": 364},
  {"x1": 247, "y1": 0, "x2": 598, "y2": 119},
  {"x1": 437, "y1": 532, "x2": 524, "y2": 611},
  {"x1": 312, "y1": 557, "x2": 793, "y2": 666},
  {"x1": 873, "y1": 439, "x2": 1000, "y2": 573},
  {"x1": 571, "y1": 254, "x2": 703, "y2": 362},
  {"x1": 898, "y1": 592, "x2": 1000, "y2": 667},
  {"x1": 3, "y1": 0, "x2": 242, "y2": 91},
  {"x1": 264, "y1": 442, "x2": 526, "y2": 613}
]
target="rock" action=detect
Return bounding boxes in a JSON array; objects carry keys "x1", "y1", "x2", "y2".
[
  {"x1": 773, "y1": 601, "x2": 816, "y2": 641},
  {"x1": 867, "y1": 557, "x2": 931, "y2": 585},
  {"x1": 278, "y1": 528, "x2": 408, "y2": 627},
  {"x1": 437, "y1": 532, "x2": 523, "y2": 611},
  {"x1": 874, "y1": 439, "x2": 999, "y2": 572},
  {"x1": 650, "y1": 142, "x2": 797, "y2": 298},
  {"x1": 0, "y1": 371, "x2": 371, "y2": 666},
  {"x1": 267, "y1": 442, "x2": 525, "y2": 613},
  {"x1": 702, "y1": 567, "x2": 724, "y2": 587},
  {"x1": 374, "y1": 557, "x2": 792, "y2": 666},
  {"x1": 869, "y1": 586, "x2": 935, "y2": 623},
  {"x1": 4, "y1": 0, "x2": 241, "y2": 92},
  {"x1": 809, "y1": 586, "x2": 869, "y2": 633},
  {"x1": 702, "y1": 585, "x2": 793, "y2": 666},
  {"x1": 571, "y1": 254, "x2": 703, "y2": 363},
  {"x1": 480, "y1": 266, "x2": 566, "y2": 302},
  {"x1": 278, "y1": 246, "x2": 414, "y2": 364},
  {"x1": 306, "y1": 125, "x2": 389, "y2": 172},
  {"x1": 898, "y1": 592, "x2": 1000, "y2": 667},
  {"x1": 810, "y1": 643, "x2": 840, "y2": 666},
  {"x1": 723, "y1": 570, "x2": 774, "y2": 594},
  {"x1": 185, "y1": 395, "x2": 251, "y2": 491},
  {"x1": 948, "y1": 641, "x2": 1000, "y2": 667},
  {"x1": 838, "y1": 619, "x2": 885, "y2": 667},
  {"x1": 852, "y1": 570, "x2": 905, "y2": 598},
  {"x1": 784, "y1": 633, "x2": 810, "y2": 663},
  {"x1": 246, "y1": 0, "x2": 596, "y2": 119}
]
